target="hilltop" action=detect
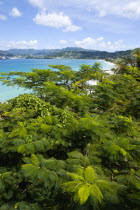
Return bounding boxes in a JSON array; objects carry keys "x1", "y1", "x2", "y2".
[{"x1": 0, "y1": 47, "x2": 139, "y2": 60}]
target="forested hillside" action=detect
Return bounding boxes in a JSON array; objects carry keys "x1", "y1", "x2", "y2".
[
  {"x1": 1, "y1": 48, "x2": 139, "y2": 60},
  {"x1": 42, "y1": 49, "x2": 133, "y2": 60},
  {"x1": 0, "y1": 49, "x2": 139, "y2": 209},
  {"x1": 0, "y1": 50, "x2": 13, "y2": 57}
]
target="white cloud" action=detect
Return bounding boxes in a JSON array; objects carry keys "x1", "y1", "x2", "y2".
[
  {"x1": 123, "y1": 1, "x2": 140, "y2": 18},
  {"x1": 59, "y1": 40, "x2": 68, "y2": 44},
  {"x1": 0, "y1": 14, "x2": 7, "y2": 20},
  {"x1": 64, "y1": 25, "x2": 81, "y2": 32},
  {"x1": 57, "y1": 36, "x2": 134, "y2": 51},
  {"x1": 0, "y1": 40, "x2": 38, "y2": 50},
  {"x1": 28, "y1": 0, "x2": 140, "y2": 19},
  {"x1": 10, "y1": 8, "x2": 22, "y2": 17},
  {"x1": 74, "y1": 37, "x2": 130, "y2": 51},
  {"x1": 33, "y1": 11, "x2": 71, "y2": 28},
  {"x1": 33, "y1": 10, "x2": 81, "y2": 32},
  {"x1": 28, "y1": 0, "x2": 45, "y2": 8}
]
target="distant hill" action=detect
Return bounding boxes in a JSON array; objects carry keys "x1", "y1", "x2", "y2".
[
  {"x1": 0, "y1": 47, "x2": 139, "y2": 60},
  {"x1": 6, "y1": 47, "x2": 87, "y2": 55},
  {"x1": 60, "y1": 47, "x2": 90, "y2": 51},
  {"x1": 0, "y1": 50, "x2": 13, "y2": 56},
  {"x1": 6, "y1": 49, "x2": 50, "y2": 55},
  {"x1": 42, "y1": 49, "x2": 133, "y2": 60}
]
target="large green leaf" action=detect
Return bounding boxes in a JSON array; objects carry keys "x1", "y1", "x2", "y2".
[
  {"x1": 84, "y1": 166, "x2": 97, "y2": 183},
  {"x1": 40, "y1": 124, "x2": 52, "y2": 133},
  {"x1": 31, "y1": 154, "x2": 39, "y2": 166},
  {"x1": 78, "y1": 185, "x2": 90, "y2": 204},
  {"x1": 90, "y1": 184, "x2": 103, "y2": 203}
]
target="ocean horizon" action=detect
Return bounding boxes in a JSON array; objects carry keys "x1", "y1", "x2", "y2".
[{"x1": 0, "y1": 59, "x2": 114, "y2": 102}]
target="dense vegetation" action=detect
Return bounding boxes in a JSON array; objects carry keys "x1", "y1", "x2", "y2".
[
  {"x1": 0, "y1": 50, "x2": 139, "y2": 209},
  {"x1": 41, "y1": 49, "x2": 133, "y2": 60},
  {"x1": 1, "y1": 47, "x2": 139, "y2": 60},
  {"x1": 0, "y1": 50, "x2": 13, "y2": 57}
]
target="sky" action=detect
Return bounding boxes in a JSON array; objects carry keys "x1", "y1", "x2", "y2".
[{"x1": 0, "y1": 0, "x2": 140, "y2": 51}]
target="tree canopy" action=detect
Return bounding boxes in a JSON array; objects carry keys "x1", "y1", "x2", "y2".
[{"x1": 0, "y1": 59, "x2": 139, "y2": 209}]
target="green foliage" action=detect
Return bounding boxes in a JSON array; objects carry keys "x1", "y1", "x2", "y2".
[
  {"x1": 0, "y1": 53, "x2": 139, "y2": 209},
  {"x1": 63, "y1": 165, "x2": 121, "y2": 207}
]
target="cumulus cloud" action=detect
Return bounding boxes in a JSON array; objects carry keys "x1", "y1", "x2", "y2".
[
  {"x1": 28, "y1": 0, "x2": 45, "y2": 8},
  {"x1": 63, "y1": 25, "x2": 81, "y2": 32},
  {"x1": 78, "y1": 0, "x2": 140, "y2": 18},
  {"x1": 59, "y1": 40, "x2": 68, "y2": 44},
  {"x1": 0, "y1": 14, "x2": 7, "y2": 20},
  {"x1": 57, "y1": 37, "x2": 134, "y2": 51},
  {"x1": 123, "y1": 1, "x2": 140, "y2": 18},
  {"x1": 33, "y1": 10, "x2": 81, "y2": 32},
  {"x1": 10, "y1": 8, "x2": 22, "y2": 17},
  {"x1": 0, "y1": 40, "x2": 38, "y2": 50},
  {"x1": 28, "y1": 0, "x2": 140, "y2": 19},
  {"x1": 74, "y1": 37, "x2": 130, "y2": 51}
]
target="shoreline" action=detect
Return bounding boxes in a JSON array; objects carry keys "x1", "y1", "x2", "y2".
[
  {"x1": 1, "y1": 57, "x2": 115, "y2": 62},
  {"x1": 0, "y1": 59, "x2": 116, "y2": 102},
  {"x1": 97, "y1": 59, "x2": 116, "y2": 66},
  {"x1": 0, "y1": 57, "x2": 116, "y2": 66}
]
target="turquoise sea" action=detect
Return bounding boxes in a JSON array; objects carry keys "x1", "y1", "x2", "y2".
[{"x1": 0, "y1": 59, "x2": 114, "y2": 102}]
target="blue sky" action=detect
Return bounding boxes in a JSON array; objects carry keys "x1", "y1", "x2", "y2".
[{"x1": 0, "y1": 0, "x2": 139, "y2": 51}]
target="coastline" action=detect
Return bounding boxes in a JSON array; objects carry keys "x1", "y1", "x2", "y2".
[
  {"x1": 0, "y1": 59, "x2": 116, "y2": 102},
  {"x1": 0, "y1": 57, "x2": 116, "y2": 69},
  {"x1": 97, "y1": 59, "x2": 116, "y2": 67}
]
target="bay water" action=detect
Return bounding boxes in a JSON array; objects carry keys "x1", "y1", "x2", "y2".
[{"x1": 0, "y1": 59, "x2": 114, "y2": 102}]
